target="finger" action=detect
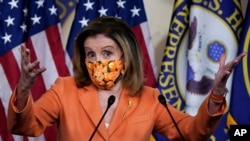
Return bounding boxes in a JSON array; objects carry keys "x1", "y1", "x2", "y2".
[
  {"x1": 236, "y1": 52, "x2": 247, "y2": 61},
  {"x1": 226, "y1": 52, "x2": 247, "y2": 71},
  {"x1": 213, "y1": 53, "x2": 246, "y2": 88},
  {"x1": 27, "y1": 60, "x2": 44, "y2": 73},
  {"x1": 20, "y1": 45, "x2": 31, "y2": 65},
  {"x1": 33, "y1": 67, "x2": 46, "y2": 76},
  {"x1": 231, "y1": 52, "x2": 246, "y2": 65},
  {"x1": 29, "y1": 60, "x2": 40, "y2": 69},
  {"x1": 219, "y1": 54, "x2": 226, "y2": 69}
]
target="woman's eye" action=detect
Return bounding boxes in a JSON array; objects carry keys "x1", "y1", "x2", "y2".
[
  {"x1": 103, "y1": 51, "x2": 112, "y2": 57},
  {"x1": 87, "y1": 52, "x2": 95, "y2": 59}
]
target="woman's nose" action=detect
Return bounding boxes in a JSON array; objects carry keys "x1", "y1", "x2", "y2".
[{"x1": 96, "y1": 55, "x2": 104, "y2": 61}]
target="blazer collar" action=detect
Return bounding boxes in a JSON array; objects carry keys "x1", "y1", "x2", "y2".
[
  {"x1": 77, "y1": 84, "x2": 109, "y2": 140},
  {"x1": 108, "y1": 88, "x2": 138, "y2": 135},
  {"x1": 77, "y1": 84, "x2": 139, "y2": 139}
]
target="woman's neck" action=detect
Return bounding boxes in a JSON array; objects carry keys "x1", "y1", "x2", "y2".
[{"x1": 97, "y1": 81, "x2": 123, "y2": 128}]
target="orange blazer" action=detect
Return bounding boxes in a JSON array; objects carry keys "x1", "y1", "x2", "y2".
[{"x1": 8, "y1": 77, "x2": 226, "y2": 141}]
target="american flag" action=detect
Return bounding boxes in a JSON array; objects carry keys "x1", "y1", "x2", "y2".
[
  {"x1": 66, "y1": 0, "x2": 158, "y2": 87},
  {"x1": 0, "y1": 0, "x2": 71, "y2": 141}
]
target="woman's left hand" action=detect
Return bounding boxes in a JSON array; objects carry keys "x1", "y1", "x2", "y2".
[{"x1": 212, "y1": 52, "x2": 247, "y2": 96}]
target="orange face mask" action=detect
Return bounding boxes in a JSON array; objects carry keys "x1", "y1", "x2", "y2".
[{"x1": 85, "y1": 59, "x2": 125, "y2": 90}]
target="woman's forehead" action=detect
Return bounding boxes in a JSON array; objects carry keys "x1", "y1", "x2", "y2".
[{"x1": 84, "y1": 35, "x2": 119, "y2": 49}]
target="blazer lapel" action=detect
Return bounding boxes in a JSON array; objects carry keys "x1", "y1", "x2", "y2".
[
  {"x1": 77, "y1": 84, "x2": 109, "y2": 140},
  {"x1": 108, "y1": 88, "x2": 138, "y2": 135}
]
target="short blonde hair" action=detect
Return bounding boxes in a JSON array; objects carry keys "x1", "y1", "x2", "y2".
[{"x1": 73, "y1": 16, "x2": 144, "y2": 96}]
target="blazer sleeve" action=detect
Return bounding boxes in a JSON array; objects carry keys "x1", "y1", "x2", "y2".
[
  {"x1": 7, "y1": 90, "x2": 43, "y2": 136},
  {"x1": 7, "y1": 78, "x2": 65, "y2": 137},
  {"x1": 154, "y1": 91, "x2": 226, "y2": 141}
]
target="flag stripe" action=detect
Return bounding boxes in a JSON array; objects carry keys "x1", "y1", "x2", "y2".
[
  {"x1": 0, "y1": 52, "x2": 20, "y2": 90},
  {"x1": 31, "y1": 30, "x2": 58, "y2": 90},
  {"x1": 0, "y1": 64, "x2": 13, "y2": 141},
  {"x1": 45, "y1": 24, "x2": 70, "y2": 76},
  {"x1": 43, "y1": 125, "x2": 57, "y2": 141},
  {"x1": 132, "y1": 24, "x2": 156, "y2": 87},
  {"x1": 140, "y1": 22, "x2": 158, "y2": 78},
  {"x1": 0, "y1": 100, "x2": 14, "y2": 141}
]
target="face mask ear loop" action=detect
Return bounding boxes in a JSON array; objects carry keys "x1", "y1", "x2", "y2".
[{"x1": 114, "y1": 73, "x2": 123, "y2": 84}]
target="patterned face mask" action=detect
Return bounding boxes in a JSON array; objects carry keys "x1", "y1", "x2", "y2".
[{"x1": 85, "y1": 59, "x2": 125, "y2": 90}]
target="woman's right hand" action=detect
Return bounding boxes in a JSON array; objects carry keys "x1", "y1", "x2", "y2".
[{"x1": 17, "y1": 45, "x2": 46, "y2": 96}]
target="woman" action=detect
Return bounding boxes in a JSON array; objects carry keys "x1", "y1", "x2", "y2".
[{"x1": 7, "y1": 16, "x2": 246, "y2": 141}]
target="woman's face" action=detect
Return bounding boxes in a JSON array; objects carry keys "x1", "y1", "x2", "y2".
[{"x1": 84, "y1": 34, "x2": 123, "y2": 62}]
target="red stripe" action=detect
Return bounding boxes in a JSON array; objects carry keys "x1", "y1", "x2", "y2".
[
  {"x1": 0, "y1": 50, "x2": 20, "y2": 90},
  {"x1": 44, "y1": 124, "x2": 57, "y2": 141},
  {"x1": 132, "y1": 25, "x2": 156, "y2": 87},
  {"x1": 0, "y1": 100, "x2": 14, "y2": 141},
  {"x1": 45, "y1": 25, "x2": 70, "y2": 76},
  {"x1": 23, "y1": 136, "x2": 29, "y2": 141}
]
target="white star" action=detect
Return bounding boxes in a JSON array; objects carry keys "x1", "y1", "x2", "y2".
[
  {"x1": 49, "y1": 5, "x2": 57, "y2": 15},
  {"x1": 35, "y1": 0, "x2": 44, "y2": 8},
  {"x1": 79, "y1": 17, "x2": 89, "y2": 28},
  {"x1": 2, "y1": 32, "x2": 12, "y2": 44},
  {"x1": 23, "y1": 7, "x2": 28, "y2": 16},
  {"x1": 4, "y1": 16, "x2": 15, "y2": 27},
  {"x1": 8, "y1": 0, "x2": 18, "y2": 9},
  {"x1": 98, "y1": 6, "x2": 108, "y2": 17},
  {"x1": 130, "y1": 6, "x2": 141, "y2": 17},
  {"x1": 31, "y1": 14, "x2": 41, "y2": 25},
  {"x1": 84, "y1": 0, "x2": 94, "y2": 11},
  {"x1": 117, "y1": 0, "x2": 126, "y2": 8},
  {"x1": 20, "y1": 23, "x2": 27, "y2": 32}
]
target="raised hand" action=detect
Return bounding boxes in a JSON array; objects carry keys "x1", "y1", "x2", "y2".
[
  {"x1": 17, "y1": 45, "x2": 46, "y2": 103},
  {"x1": 208, "y1": 52, "x2": 247, "y2": 114},
  {"x1": 212, "y1": 52, "x2": 247, "y2": 95}
]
